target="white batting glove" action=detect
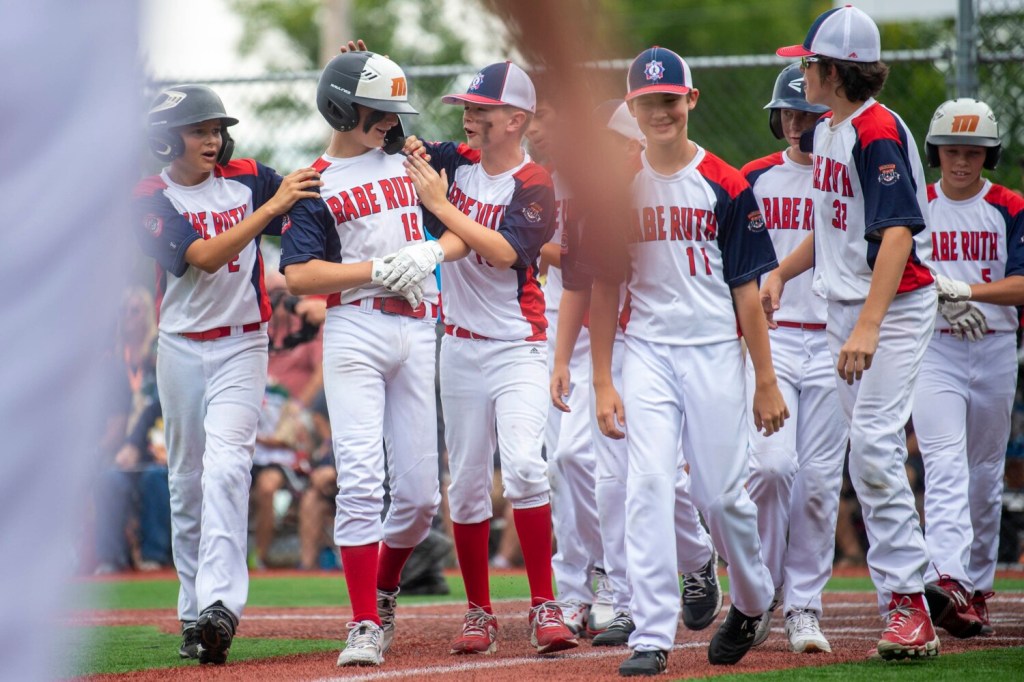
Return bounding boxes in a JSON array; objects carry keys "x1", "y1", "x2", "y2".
[
  {"x1": 940, "y1": 300, "x2": 989, "y2": 341},
  {"x1": 383, "y1": 241, "x2": 445, "y2": 292},
  {"x1": 370, "y1": 256, "x2": 396, "y2": 287},
  {"x1": 935, "y1": 274, "x2": 973, "y2": 302},
  {"x1": 398, "y1": 281, "x2": 424, "y2": 309}
]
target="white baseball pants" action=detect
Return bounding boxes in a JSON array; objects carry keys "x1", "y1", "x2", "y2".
[
  {"x1": 158, "y1": 329, "x2": 267, "y2": 622},
  {"x1": 913, "y1": 331, "x2": 1016, "y2": 593},
  {"x1": 322, "y1": 306, "x2": 440, "y2": 549}
]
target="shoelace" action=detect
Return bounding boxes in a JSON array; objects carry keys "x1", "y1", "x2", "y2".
[
  {"x1": 346, "y1": 621, "x2": 382, "y2": 649},
  {"x1": 883, "y1": 599, "x2": 914, "y2": 633},
  {"x1": 594, "y1": 570, "x2": 613, "y2": 602},
  {"x1": 461, "y1": 608, "x2": 495, "y2": 638},
  {"x1": 377, "y1": 591, "x2": 398, "y2": 621},
  {"x1": 532, "y1": 602, "x2": 566, "y2": 631},
  {"x1": 789, "y1": 609, "x2": 820, "y2": 636},
  {"x1": 682, "y1": 567, "x2": 709, "y2": 600},
  {"x1": 607, "y1": 612, "x2": 633, "y2": 630}
]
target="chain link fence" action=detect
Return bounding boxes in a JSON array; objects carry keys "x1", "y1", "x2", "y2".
[{"x1": 146, "y1": 3, "x2": 1022, "y2": 188}]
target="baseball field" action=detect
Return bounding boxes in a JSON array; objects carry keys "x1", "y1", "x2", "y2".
[{"x1": 67, "y1": 567, "x2": 1023, "y2": 680}]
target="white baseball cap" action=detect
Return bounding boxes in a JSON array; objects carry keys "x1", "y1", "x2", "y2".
[
  {"x1": 595, "y1": 99, "x2": 644, "y2": 143},
  {"x1": 777, "y1": 4, "x2": 881, "y2": 63},
  {"x1": 442, "y1": 61, "x2": 536, "y2": 113}
]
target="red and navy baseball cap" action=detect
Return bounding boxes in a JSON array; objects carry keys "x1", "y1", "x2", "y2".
[
  {"x1": 442, "y1": 61, "x2": 536, "y2": 113},
  {"x1": 777, "y1": 5, "x2": 881, "y2": 62},
  {"x1": 625, "y1": 46, "x2": 693, "y2": 102}
]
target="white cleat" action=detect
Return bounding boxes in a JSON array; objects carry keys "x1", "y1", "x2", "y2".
[
  {"x1": 588, "y1": 567, "x2": 615, "y2": 634},
  {"x1": 785, "y1": 608, "x2": 832, "y2": 653},
  {"x1": 377, "y1": 588, "x2": 399, "y2": 653},
  {"x1": 560, "y1": 599, "x2": 591, "y2": 637},
  {"x1": 337, "y1": 620, "x2": 385, "y2": 667}
]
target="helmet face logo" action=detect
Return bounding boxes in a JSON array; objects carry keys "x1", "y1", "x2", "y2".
[
  {"x1": 644, "y1": 60, "x2": 665, "y2": 82},
  {"x1": 950, "y1": 115, "x2": 980, "y2": 133},
  {"x1": 150, "y1": 90, "x2": 187, "y2": 114},
  {"x1": 787, "y1": 78, "x2": 805, "y2": 94},
  {"x1": 391, "y1": 77, "x2": 407, "y2": 97},
  {"x1": 469, "y1": 73, "x2": 485, "y2": 91}
]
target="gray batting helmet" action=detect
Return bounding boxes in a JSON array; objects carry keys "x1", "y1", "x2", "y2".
[
  {"x1": 316, "y1": 52, "x2": 418, "y2": 132},
  {"x1": 925, "y1": 98, "x2": 1001, "y2": 170},
  {"x1": 764, "y1": 63, "x2": 828, "y2": 140},
  {"x1": 147, "y1": 84, "x2": 238, "y2": 164}
]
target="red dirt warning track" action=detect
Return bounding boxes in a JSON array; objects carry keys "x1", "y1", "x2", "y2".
[{"x1": 76, "y1": 585, "x2": 1024, "y2": 681}]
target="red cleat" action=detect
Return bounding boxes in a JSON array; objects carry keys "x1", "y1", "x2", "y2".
[
  {"x1": 450, "y1": 607, "x2": 498, "y2": 655},
  {"x1": 971, "y1": 590, "x2": 995, "y2": 636},
  {"x1": 877, "y1": 594, "x2": 940, "y2": 660},
  {"x1": 925, "y1": 577, "x2": 983, "y2": 639},
  {"x1": 529, "y1": 601, "x2": 579, "y2": 654}
]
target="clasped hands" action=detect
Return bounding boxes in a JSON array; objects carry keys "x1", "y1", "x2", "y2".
[{"x1": 370, "y1": 241, "x2": 445, "y2": 308}]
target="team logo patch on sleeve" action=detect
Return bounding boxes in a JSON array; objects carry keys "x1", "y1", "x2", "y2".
[
  {"x1": 522, "y1": 202, "x2": 544, "y2": 223},
  {"x1": 644, "y1": 60, "x2": 665, "y2": 82},
  {"x1": 144, "y1": 213, "x2": 164, "y2": 237},
  {"x1": 281, "y1": 213, "x2": 292, "y2": 233},
  {"x1": 878, "y1": 164, "x2": 900, "y2": 186},
  {"x1": 746, "y1": 210, "x2": 766, "y2": 232}
]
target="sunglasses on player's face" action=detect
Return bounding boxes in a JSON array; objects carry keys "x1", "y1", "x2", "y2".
[{"x1": 800, "y1": 56, "x2": 821, "y2": 70}]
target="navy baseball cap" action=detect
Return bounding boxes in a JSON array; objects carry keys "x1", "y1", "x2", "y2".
[
  {"x1": 777, "y1": 5, "x2": 881, "y2": 62},
  {"x1": 625, "y1": 46, "x2": 693, "y2": 102},
  {"x1": 442, "y1": 61, "x2": 536, "y2": 113}
]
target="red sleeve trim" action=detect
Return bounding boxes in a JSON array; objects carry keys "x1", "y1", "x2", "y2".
[
  {"x1": 698, "y1": 151, "x2": 748, "y2": 199},
  {"x1": 456, "y1": 143, "x2": 482, "y2": 163},
  {"x1": 513, "y1": 162, "x2": 553, "y2": 190},
  {"x1": 985, "y1": 184, "x2": 1024, "y2": 217},
  {"x1": 852, "y1": 103, "x2": 902, "y2": 149},
  {"x1": 216, "y1": 158, "x2": 259, "y2": 178},
  {"x1": 740, "y1": 152, "x2": 784, "y2": 180},
  {"x1": 133, "y1": 175, "x2": 168, "y2": 198},
  {"x1": 312, "y1": 157, "x2": 332, "y2": 174},
  {"x1": 927, "y1": 183, "x2": 937, "y2": 203}
]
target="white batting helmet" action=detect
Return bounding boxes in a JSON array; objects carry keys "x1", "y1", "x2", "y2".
[{"x1": 925, "y1": 98, "x2": 1001, "y2": 170}]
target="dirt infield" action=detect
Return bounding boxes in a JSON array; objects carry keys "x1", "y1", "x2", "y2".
[{"x1": 77, "y1": 587, "x2": 1023, "y2": 681}]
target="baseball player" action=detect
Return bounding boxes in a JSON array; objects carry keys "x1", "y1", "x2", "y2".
[
  {"x1": 769, "y1": 4, "x2": 940, "y2": 660},
  {"x1": 526, "y1": 82, "x2": 604, "y2": 636},
  {"x1": 554, "y1": 100, "x2": 723, "y2": 649},
  {"x1": 280, "y1": 51, "x2": 467, "y2": 667},
  {"x1": 401, "y1": 60, "x2": 578, "y2": 656},
  {"x1": 740, "y1": 64, "x2": 848, "y2": 654},
  {"x1": 589, "y1": 47, "x2": 783, "y2": 676},
  {"x1": 134, "y1": 85, "x2": 321, "y2": 664},
  {"x1": 915, "y1": 97, "x2": 1024, "y2": 639}
]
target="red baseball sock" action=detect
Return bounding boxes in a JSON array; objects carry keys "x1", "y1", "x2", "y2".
[
  {"x1": 340, "y1": 543, "x2": 381, "y2": 624},
  {"x1": 513, "y1": 504, "x2": 555, "y2": 607},
  {"x1": 892, "y1": 592, "x2": 928, "y2": 612},
  {"x1": 453, "y1": 520, "x2": 492, "y2": 614},
  {"x1": 377, "y1": 543, "x2": 415, "y2": 593}
]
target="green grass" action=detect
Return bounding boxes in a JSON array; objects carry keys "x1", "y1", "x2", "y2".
[
  {"x1": 64, "y1": 625, "x2": 337, "y2": 675},
  {"x1": 703, "y1": 647, "x2": 1024, "y2": 681}
]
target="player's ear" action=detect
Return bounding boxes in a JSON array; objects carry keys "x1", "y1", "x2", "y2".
[
  {"x1": 508, "y1": 108, "x2": 528, "y2": 133},
  {"x1": 687, "y1": 89, "x2": 700, "y2": 109}
]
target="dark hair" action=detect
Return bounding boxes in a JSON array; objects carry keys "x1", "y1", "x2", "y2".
[{"x1": 816, "y1": 57, "x2": 889, "y2": 102}]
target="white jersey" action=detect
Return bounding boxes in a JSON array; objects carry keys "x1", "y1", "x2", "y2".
[
  {"x1": 279, "y1": 150, "x2": 439, "y2": 308},
  {"x1": 926, "y1": 180, "x2": 1024, "y2": 332},
  {"x1": 543, "y1": 171, "x2": 573, "y2": 319},
  {"x1": 423, "y1": 142, "x2": 556, "y2": 341},
  {"x1": 133, "y1": 160, "x2": 283, "y2": 334},
  {"x1": 809, "y1": 99, "x2": 934, "y2": 303},
  {"x1": 742, "y1": 150, "x2": 825, "y2": 325},
  {"x1": 622, "y1": 145, "x2": 777, "y2": 346}
]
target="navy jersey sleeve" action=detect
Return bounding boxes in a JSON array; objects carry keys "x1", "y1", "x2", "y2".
[
  {"x1": 219, "y1": 159, "x2": 287, "y2": 236},
  {"x1": 714, "y1": 182, "x2": 778, "y2": 287},
  {"x1": 989, "y1": 186, "x2": 1024, "y2": 278},
  {"x1": 420, "y1": 142, "x2": 481, "y2": 238},
  {"x1": 280, "y1": 197, "x2": 336, "y2": 271},
  {"x1": 560, "y1": 215, "x2": 595, "y2": 291},
  {"x1": 132, "y1": 177, "x2": 202, "y2": 278},
  {"x1": 851, "y1": 121, "x2": 925, "y2": 240},
  {"x1": 501, "y1": 164, "x2": 557, "y2": 267}
]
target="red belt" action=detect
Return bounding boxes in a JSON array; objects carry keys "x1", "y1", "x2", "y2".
[
  {"x1": 180, "y1": 322, "x2": 263, "y2": 341},
  {"x1": 345, "y1": 297, "x2": 437, "y2": 319},
  {"x1": 776, "y1": 321, "x2": 826, "y2": 331},
  {"x1": 445, "y1": 324, "x2": 492, "y2": 340},
  {"x1": 940, "y1": 329, "x2": 995, "y2": 336}
]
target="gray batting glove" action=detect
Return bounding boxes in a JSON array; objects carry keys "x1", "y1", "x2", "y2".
[
  {"x1": 370, "y1": 256, "x2": 397, "y2": 287},
  {"x1": 384, "y1": 241, "x2": 445, "y2": 291},
  {"x1": 935, "y1": 274, "x2": 973, "y2": 302},
  {"x1": 940, "y1": 300, "x2": 988, "y2": 341}
]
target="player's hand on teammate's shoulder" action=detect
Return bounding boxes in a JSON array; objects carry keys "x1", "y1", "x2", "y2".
[
  {"x1": 550, "y1": 364, "x2": 572, "y2": 413},
  {"x1": 401, "y1": 135, "x2": 430, "y2": 161},
  {"x1": 339, "y1": 39, "x2": 367, "y2": 54},
  {"x1": 266, "y1": 167, "x2": 322, "y2": 216},
  {"x1": 837, "y1": 320, "x2": 880, "y2": 385},
  {"x1": 594, "y1": 383, "x2": 626, "y2": 440},
  {"x1": 759, "y1": 269, "x2": 784, "y2": 329},
  {"x1": 404, "y1": 152, "x2": 448, "y2": 212},
  {"x1": 752, "y1": 381, "x2": 789, "y2": 437}
]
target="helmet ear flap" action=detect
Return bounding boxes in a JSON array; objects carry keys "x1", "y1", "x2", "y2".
[
  {"x1": 217, "y1": 127, "x2": 235, "y2": 165},
  {"x1": 984, "y1": 146, "x2": 1000, "y2": 170},
  {"x1": 149, "y1": 130, "x2": 184, "y2": 161},
  {"x1": 327, "y1": 98, "x2": 359, "y2": 132},
  {"x1": 769, "y1": 110, "x2": 783, "y2": 140},
  {"x1": 925, "y1": 142, "x2": 940, "y2": 168}
]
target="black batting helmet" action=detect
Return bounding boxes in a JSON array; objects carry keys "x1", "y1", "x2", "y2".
[
  {"x1": 316, "y1": 51, "x2": 418, "y2": 133},
  {"x1": 764, "y1": 63, "x2": 828, "y2": 140},
  {"x1": 147, "y1": 85, "x2": 238, "y2": 164}
]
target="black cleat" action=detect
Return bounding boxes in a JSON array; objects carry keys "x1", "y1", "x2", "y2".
[
  {"x1": 197, "y1": 601, "x2": 238, "y2": 665},
  {"x1": 681, "y1": 551, "x2": 723, "y2": 631},
  {"x1": 708, "y1": 606, "x2": 762, "y2": 665},
  {"x1": 592, "y1": 612, "x2": 635, "y2": 647},
  {"x1": 618, "y1": 649, "x2": 668, "y2": 676},
  {"x1": 178, "y1": 620, "x2": 200, "y2": 659}
]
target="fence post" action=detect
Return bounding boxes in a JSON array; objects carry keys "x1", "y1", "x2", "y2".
[{"x1": 956, "y1": 0, "x2": 979, "y2": 97}]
